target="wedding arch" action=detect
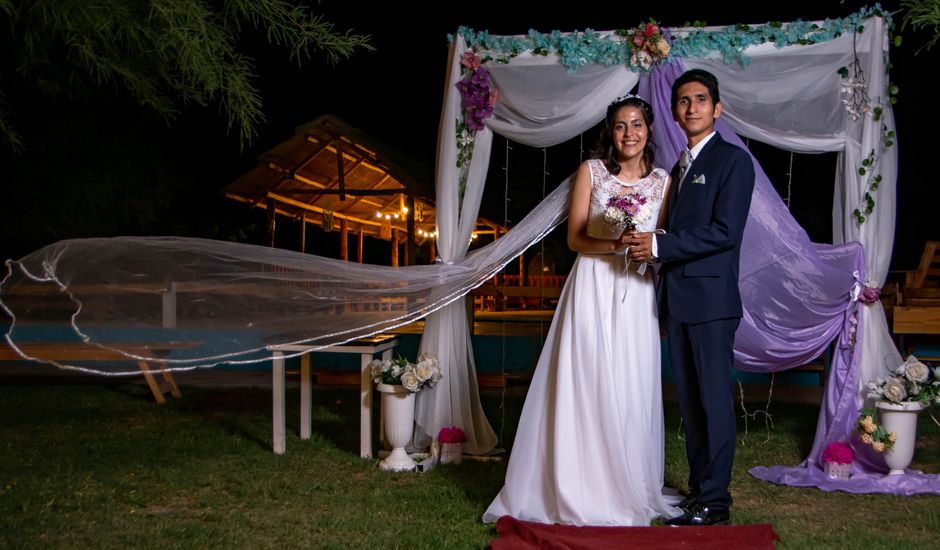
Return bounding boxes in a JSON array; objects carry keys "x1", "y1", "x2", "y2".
[
  {"x1": 1, "y1": 7, "x2": 937, "y2": 495},
  {"x1": 419, "y1": 7, "x2": 938, "y2": 495}
]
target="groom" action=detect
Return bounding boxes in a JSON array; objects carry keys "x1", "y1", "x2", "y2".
[{"x1": 624, "y1": 68, "x2": 754, "y2": 526}]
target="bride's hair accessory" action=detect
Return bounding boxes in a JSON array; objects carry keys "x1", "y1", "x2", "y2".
[{"x1": 610, "y1": 93, "x2": 648, "y2": 106}]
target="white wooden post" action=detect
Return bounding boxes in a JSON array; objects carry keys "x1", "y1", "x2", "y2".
[
  {"x1": 162, "y1": 282, "x2": 177, "y2": 328},
  {"x1": 273, "y1": 351, "x2": 286, "y2": 454},
  {"x1": 300, "y1": 354, "x2": 311, "y2": 440}
]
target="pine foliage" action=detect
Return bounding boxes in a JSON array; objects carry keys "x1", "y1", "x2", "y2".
[
  {"x1": 902, "y1": 0, "x2": 940, "y2": 52},
  {"x1": 0, "y1": 0, "x2": 372, "y2": 151}
]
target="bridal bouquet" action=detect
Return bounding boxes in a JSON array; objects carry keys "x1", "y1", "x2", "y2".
[
  {"x1": 369, "y1": 353, "x2": 443, "y2": 393},
  {"x1": 603, "y1": 193, "x2": 653, "y2": 234}
]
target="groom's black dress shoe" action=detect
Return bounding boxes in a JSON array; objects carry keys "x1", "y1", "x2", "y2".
[
  {"x1": 676, "y1": 494, "x2": 699, "y2": 513},
  {"x1": 665, "y1": 503, "x2": 730, "y2": 526}
]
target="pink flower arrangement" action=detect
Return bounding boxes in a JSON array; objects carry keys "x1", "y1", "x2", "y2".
[
  {"x1": 624, "y1": 19, "x2": 670, "y2": 70},
  {"x1": 456, "y1": 51, "x2": 498, "y2": 132},
  {"x1": 821, "y1": 441, "x2": 854, "y2": 464},
  {"x1": 859, "y1": 285, "x2": 881, "y2": 304},
  {"x1": 438, "y1": 426, "x2": 467, "y2": 444}
]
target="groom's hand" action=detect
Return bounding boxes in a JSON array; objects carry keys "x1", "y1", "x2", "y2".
[{"x1": 622, "y1": 232, "x2": 653, "y2": 261}]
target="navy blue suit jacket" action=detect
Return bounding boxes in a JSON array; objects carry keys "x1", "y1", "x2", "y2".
[{"x1": 657, "y1": 133, "x2": 755, "y2": 324}]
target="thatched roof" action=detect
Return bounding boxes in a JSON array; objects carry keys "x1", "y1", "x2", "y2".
[{"x1": 224, "y1": 115, "x2": 502, "y2": 244}]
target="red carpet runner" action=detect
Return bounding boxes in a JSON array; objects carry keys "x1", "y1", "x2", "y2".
[{"x1": 490, "y1": 516, "x2": 781, "y2": 549}]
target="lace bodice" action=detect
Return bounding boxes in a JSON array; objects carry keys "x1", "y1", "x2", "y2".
[{"x1": 585, "y1": 158, "x2": 668, "y2": 240}]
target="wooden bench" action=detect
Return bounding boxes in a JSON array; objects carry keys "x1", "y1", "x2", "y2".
[
  {"x1": 0, "y1": 342, "x2": 191, "y2": 404},
  {"x1": 894, "y1": 241, "x2": 940, "y2": 359}
]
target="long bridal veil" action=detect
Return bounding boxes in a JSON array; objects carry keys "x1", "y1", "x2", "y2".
[{"x1": 0, "y1": 177, "x2": 571, "y2": 375}]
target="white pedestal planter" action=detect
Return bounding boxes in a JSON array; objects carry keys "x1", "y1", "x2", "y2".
[
  {"x1": 877, "y1": 401, "x2": 924, "y2": 476},
  {"x1": 377, "y1": 383, "x2": 417, "y2": 472}
]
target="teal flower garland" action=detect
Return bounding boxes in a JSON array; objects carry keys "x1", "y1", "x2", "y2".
[{"x1": 452, "y1": 5, "x2": 891, "y2": 72}]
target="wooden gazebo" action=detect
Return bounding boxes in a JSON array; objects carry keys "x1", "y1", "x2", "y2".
[{"x1": 224, "y1": 115, "x2": 504, "y2": 265}]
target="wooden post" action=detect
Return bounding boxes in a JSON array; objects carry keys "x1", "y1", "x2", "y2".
[
  {"x1": 391, "y1": 229, "x2": 399, "y2": 267},
  {"x1": 299, "y1": 213, "x2": 306, "y2": 253},
  {"x1": 429, "y1": 238, "x2": 436, "y2": 264},
  {"x1": 493, "y1": 228, "x2": 501, "y2": 284},
  {"x1": 519, "y1": 253, "x2": 525, "y2": 286},
  {"x1": 358, "y1": 229, "x2": 364, "y2": 263},
  {"x1": 161, "y1": 282, "x2": 177, "y2": 329},
  {"x1": 336, "y1": 145, "x2": 346, "y2": 201},
  {"x1": 266, "y1": 197, "x2": 276, "y2": 247},
  {"x1": 340, "y1": 218, "x2": 349, "y2": 261},
  {"x1": 406, "y1": 195, "x2": 415, "y2": 266}
]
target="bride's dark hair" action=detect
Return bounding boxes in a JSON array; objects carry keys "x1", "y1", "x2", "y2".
[{"x1": 592, "y1": 95, "x2": 655, "y2": 177}]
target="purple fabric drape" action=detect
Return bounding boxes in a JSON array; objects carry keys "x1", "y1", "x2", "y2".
[{"x1": 638, "y1": 60, "x2": 940, "y2": 495}]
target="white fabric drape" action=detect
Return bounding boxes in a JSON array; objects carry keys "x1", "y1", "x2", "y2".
[
  {"x1": 486, "y1": 60, "x2": 639, "y2": 147},
  {"x1": 415, "y1": 35, "x2": 498, "y2": 454},
  {"x1": 426, "y1": 17, "x2": 898, "y2": 455}
]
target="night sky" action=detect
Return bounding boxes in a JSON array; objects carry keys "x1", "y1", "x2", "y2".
[{"x1": 2, "y1": 0, "x2": 935, "y2": 275}]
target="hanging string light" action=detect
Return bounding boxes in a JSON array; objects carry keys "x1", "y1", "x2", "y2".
[
  {"x1": 498, "y1": 136, "x2": 512, "y2": 444},
  {"x1": 786, "y1": 151, "x2": 794, "y2": 207}
]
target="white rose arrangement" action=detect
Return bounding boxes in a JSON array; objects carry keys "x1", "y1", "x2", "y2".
[
  {"x1": 369, "y1": 353, "x2": 443, "y2": 393},
  {"x1": 866, "y1": 356, "x2": 939, "y2": 406},
  {"x1": 856, "y1": 356, "x2": 940, "y2": 452}
]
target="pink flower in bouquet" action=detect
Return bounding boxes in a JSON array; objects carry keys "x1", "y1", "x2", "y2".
[
  {"x1": 821, "y1": 441, "x2": 854, "y2": 464},
  {"x1": 438, "y1": 426, "x2": 467, "y2": 444}
]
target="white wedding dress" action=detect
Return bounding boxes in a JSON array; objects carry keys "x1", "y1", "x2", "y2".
[{"x1": 483, "y1": 159, "x2": 679, "y2": 526}]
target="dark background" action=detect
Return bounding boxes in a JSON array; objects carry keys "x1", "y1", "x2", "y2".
[{"x1": 1, "y1": 0, "x2": 934, "y2": 275}]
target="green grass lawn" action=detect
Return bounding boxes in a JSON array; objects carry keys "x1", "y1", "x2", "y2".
[{"x1": 1, "y1": 381, "x2": 938, "y2": 549}]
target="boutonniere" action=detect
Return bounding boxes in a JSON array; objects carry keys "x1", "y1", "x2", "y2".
[{"x1": 692, "y1": 174, "x2": 706, "y2": 184}]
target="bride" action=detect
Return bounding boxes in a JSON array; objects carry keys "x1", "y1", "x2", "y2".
[{"x1": 483, "y1": 94, "x2": 679, "y2": 526}]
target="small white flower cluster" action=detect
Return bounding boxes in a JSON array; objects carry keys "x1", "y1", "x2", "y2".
[
  {"x1": 456, "y1": 122, "x2": 476, "y2": 168},
  {"x1": 840, "y1": 76, "x2": 872, "y2": 122},
  {"x1": 866, "y1": 356, "x2": 940, "y2": 405},
  {"x1": 370, "y1": 353, "x2": 443, "y2": 393},
  {"x1": 631, "y1": 50, "x2": 654, "y2": 70}
]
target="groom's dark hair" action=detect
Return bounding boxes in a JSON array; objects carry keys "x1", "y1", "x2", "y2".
[{"x1": 671, "y1": 69, "x2": 721, "y2": 109}]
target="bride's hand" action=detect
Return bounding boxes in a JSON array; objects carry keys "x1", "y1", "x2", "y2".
[{"x1": 622, "y1": 232, "x2": 653, "y2": 261}]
